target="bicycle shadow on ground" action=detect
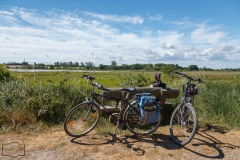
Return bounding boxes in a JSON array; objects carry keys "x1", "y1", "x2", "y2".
[
  {"x1": 182, "y1": 124, "x2": 239, "y2": 159},
  {"x1": 70, "y1": 125, "x2": 239, "y2": 158},
  {"x1": 122, "y1": 124, "x2": 239, "y2": 158},
  {"x1": 70, "y1": 132, "x2": 118, "y2": 146}
]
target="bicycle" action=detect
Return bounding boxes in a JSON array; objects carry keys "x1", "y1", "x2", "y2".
[
  {"x1": 64, "y1": 75, "x2": 162, "y2": 137},
  {"x1": 170, "y1": 71, "x2": 204, "y2": 146}
]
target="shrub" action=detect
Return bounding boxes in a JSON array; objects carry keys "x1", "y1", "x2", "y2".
[
  {"x1": 0, "y1": 78, "x2": 91, "y2": 131},
  {"x1": 0, "y1": 64, "x2": 14, "y2": 81},
  {"x1": 119, "y1": 73, "x2": 150, "y2": 87}
]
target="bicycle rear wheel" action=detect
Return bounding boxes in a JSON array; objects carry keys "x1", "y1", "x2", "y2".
[
  {"x1": 64, "y1": 102, "x2": 100, "y2": 137},
  {"x1": 124, "y1": 101, "x2": 162, "y2": 135},
  {"x1": 170, "y1": 103, "x2": 197, "y2": 146}
]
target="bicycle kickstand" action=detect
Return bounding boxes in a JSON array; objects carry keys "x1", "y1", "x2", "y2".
[{"x1": 114, "y1": 123, "x2": 119, "y2": 135}]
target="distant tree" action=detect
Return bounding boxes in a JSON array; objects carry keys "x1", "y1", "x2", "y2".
[
  {"x1": 68, "y1": 61, "x2": 73, "y2": 66},
  {"x1": 121, "y1": 64, "x2": 130, "y2": 70},
  {"x1": 162, "y1": 65, "x2": 174, "y2": 76},
  {"x1": 154, "y1": 63, "x2": 165, "y2": 68},
  {"x1": 189, "y1": 65, "x2": 199, "y2": 71},
  {"x1": 62, "y1": 62, "x2": 67, "y2": 68},
  {"x1": 99, "y1": 64, "x2": 109, "y2": 70},
  {"x1": 74, "y1": 62, "x2": 79, "y2": 67},
  {"x1": 50, "y1": 65, "x2": 54, "y2": 69},
  {"x1": 54, "y1": 62, "x2": 60, "y2": 68},
  {"x1": 131, "y1": 63, "x2": 144, "y2": 70},
  {"x1": 85, "y1": 62, "x2": 94, "y2": 69},
  {"x1": 80, "y1": 62, "x2": 85, "y2": 67},
  {"x1": 99, "y1": 64, "x2": 104, "y2": 70},
  {"x1": 110, "y1": 61, "x2": 117, "y2": 70},
  {"x1": 22, "y1": 61, "x2": 29, "y2": 65}
]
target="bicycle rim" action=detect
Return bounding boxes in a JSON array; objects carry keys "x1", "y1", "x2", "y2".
[
  {"x1": 124, "y1": 102, "x2": 161, "y2": 136},
  {"x1": 170, "y1": 104, "x2": 197, "y2": 146},
  {"x1": 64, "y1": 102, "x2": 100, "y2": 137}
]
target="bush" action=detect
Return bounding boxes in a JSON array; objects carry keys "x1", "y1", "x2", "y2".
[
  {"x1": 0, "y1": 78, "x2": 91, "y2": 131},
  {"x1": 0, "y1": 64, "x2": 14, "y2": 81},
  {"x1": 119, "y1": 73, "x2": 150, "y2": 87}
]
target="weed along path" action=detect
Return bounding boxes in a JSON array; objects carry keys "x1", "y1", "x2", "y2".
[{"x1": 0, "y1": 126, "x2": 240, "y2": 160}]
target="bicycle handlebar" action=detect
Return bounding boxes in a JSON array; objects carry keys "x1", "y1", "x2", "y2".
[
  {"x1": 82, "y1": 75, "x2": 109, "y2": 91},
  {"x1": 175, "y1": 71, "x2": 204, "y2": 83}
]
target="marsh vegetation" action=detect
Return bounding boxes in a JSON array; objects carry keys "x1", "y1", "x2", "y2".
[{"x1": 1, "y1": 64, "x2": 240, "y2": 134}]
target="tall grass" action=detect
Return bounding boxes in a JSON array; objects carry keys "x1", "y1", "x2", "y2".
[
  {"x1": 164, "y1": 73, "x2": 240, "y2": 129},
  {"x1": 1, "y1": 70, "x2": 240, "y2": 133},
  {"x1": 194, "y1": 79, "x2": 240, "y2": 129},
  {"x1": 0, "y1": 78, "x2": 92, "y2": 132}
]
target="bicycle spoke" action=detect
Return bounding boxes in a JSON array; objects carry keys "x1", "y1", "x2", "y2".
[
  {"x1": 170, "y1": 104, "x2": 197, "y2": 146},
  {"x1": 64, "y1": 102, "x2": 100, "y2": 137},
  {"x1": 125, "y1": 103, "x2": 161, "y2": 135}
]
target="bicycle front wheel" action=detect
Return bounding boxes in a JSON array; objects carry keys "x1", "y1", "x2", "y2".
[
  {"x1": 64, "y1": 102, "x2": 100, "y2": 137},
  {"x1": 124, "y1": 101, "x2": 162, "y2": 136},
  {"x1": 170, "y1": 103, "x2": 197, "y2": 146}
]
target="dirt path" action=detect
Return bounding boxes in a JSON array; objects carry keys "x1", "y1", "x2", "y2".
[{"x1": 0, "y1": 126, "x2": 239, "y2": 160}]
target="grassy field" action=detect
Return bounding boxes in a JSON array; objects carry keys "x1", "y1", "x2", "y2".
[
  {"x1": 1, "y1": 70, "x2": 240, "y2": 133},
  {"x1": 10, "y1": 70, "x2": 154, "y2": 87},
  {"x1": 11, "y1": 70, "x2": 240, "y2": 86}
]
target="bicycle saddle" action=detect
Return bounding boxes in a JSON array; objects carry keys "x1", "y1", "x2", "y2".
[{"x1": 121, "y1": 87, "x2": 136, "y2": 92}]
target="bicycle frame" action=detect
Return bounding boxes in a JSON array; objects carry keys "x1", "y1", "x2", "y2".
[
  {"x1": 180, "y1": 79, "x2": 194, "y2": 107},
  {"x1": 85, "y1": 79, "x2": 140, "y2": 129},
  {"x1": 89, "y1": 91, "x2": 131, "y2": 114}
]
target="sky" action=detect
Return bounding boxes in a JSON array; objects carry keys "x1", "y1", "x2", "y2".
[{"x1": 0, "y1": 0, "x2": 240, "y2": 69}]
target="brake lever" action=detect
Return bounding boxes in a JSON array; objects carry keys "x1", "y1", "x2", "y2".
[{"x1": 197, "y1": 78, "x2": 204, "y2": 83}]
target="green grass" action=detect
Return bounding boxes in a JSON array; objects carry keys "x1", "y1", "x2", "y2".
[
  {"x1": 194, "y1": 79, "x2": 240, "y2": 128},
  {"x1": 11, "y1": 70, "x2": 155, "y2": 87}
]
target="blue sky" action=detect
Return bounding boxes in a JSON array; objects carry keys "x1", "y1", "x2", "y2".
[{"x1": 0, "y1": 0, "x2": 240, "y2": 69}]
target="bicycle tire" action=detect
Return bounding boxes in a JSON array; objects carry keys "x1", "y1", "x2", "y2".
[
  {"x1": 64, "y1": 102, "x2": 100, "y2": 137},
  {"x1": 124, "y1": 101, "x2": 162, "y2": 136},
  {"x1": 170, "y1": 103, "x2": 197, "y2": 146}
]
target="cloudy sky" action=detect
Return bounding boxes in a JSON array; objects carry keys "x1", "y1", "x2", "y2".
[{"x1": 0, "y1": 0, "x2": 240, "y2": 69}]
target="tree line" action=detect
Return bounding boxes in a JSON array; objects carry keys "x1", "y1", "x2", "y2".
[{"x1": 4, "y1": 61, "x2": 240, "y2": 72}]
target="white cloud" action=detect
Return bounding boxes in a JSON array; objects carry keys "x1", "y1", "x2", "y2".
[
  {"x1": 157, "y1": 31, "x2": 185, "y2": 46},
  {"x1": 191, "y1": 24, "x2": 226, "y2": 45},
  {"x1": 160, "y1": 43, "x2": 175, "y2": 49},
  {"x1": 171, "y1": 17, "x2": 191, "y2": 26},
  {"x1": 0, "y1": 7, "x2": 239, "y2": 69},
  {"x1": 149, "y1": 14, "x2": 163, "y2": 21},
  {"x1": 83, "y1": 11, "x2": 144, "y2": 24},
  {"x1": 217, "y1": 43, "x2": 235, "y2": 52}
]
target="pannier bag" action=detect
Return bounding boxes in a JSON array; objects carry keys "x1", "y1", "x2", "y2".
[{"x1": 133, "y1": 93, "x2": 160, "y2": 124}]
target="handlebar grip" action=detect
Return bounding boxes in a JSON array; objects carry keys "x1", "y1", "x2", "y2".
[
  {"x1": 175, "y1": 71, "x2": 181, "y2": 74},
  {"x1": 198, "y1": 78, "x2": 204, "y2": 83},
  {"x1": 82, "y1": 75, "x2": 95, "y2": 80},
  {"x1": 82, "y1": 74, "x2": 88, "y2": 78}
]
